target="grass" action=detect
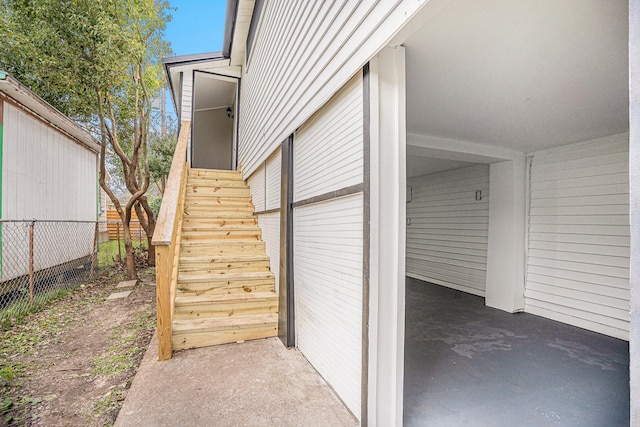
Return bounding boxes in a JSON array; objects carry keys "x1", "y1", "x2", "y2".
[
  {"x1": 0, "y1": 288, "x2": 71, "y2": 331},
  {"x1": 98, "y1": 238, "x2": 148, "y2": 267},
  {"x1": 91, "y1": 309, "x2": 155, "y2": 417},
  {"x1": 91, "y1": 310, "x2": 155, "y2": 377}
]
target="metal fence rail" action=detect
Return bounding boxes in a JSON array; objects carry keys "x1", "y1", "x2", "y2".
[{"x1": 0, "y1": 220, "x2": 98, "y2": 322}]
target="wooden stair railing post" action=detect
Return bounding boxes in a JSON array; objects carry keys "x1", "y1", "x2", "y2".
[{"x1": 152, "y1": 121, "x2": 191, "y2": 361}]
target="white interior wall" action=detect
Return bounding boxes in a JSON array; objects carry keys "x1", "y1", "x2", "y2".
[
  {"x1": 406, "y1": 164, "x2": 490, "y2": 296},
  {"x1": 192, "y1": 108, "x2": 234, "y2": 170},
  {"x1": 525, "y1": 133, "x2": 630, "y2": 340}
]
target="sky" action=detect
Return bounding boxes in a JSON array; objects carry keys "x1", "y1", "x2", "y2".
[{"x1": 164, "y1": 0, "x2": 228, "y2": 56}]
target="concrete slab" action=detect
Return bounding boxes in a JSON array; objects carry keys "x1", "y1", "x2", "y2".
[
  {"x1": 116, "y1": 335, "x2": 358, "y2": 427},
  {"x1": 106, "y1": 291, "x2": 132, "y2": 300},
  {"x1": 116, "y1": 280, "x2": 137, "y2": 288}
]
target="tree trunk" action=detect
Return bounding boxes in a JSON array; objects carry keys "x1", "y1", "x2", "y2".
[
  {"x1": 121, "y1": 220, "x2": 138, "y2": 280},
  {"x1": 135, "y1": 199, "x2": 156, "y2": 266}
]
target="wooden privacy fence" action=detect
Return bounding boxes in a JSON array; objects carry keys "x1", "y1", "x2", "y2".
[{"x1": 106, "y1": 209, "x2": 146, "y2": 240}]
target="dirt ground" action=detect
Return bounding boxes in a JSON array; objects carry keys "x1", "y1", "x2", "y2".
[{"x1": 0, "y1": 267, "x2": 156, "y2": 427}]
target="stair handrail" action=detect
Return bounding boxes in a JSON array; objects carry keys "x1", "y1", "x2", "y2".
[{"x1": 152, "y1": 120, "x2": 191, "y2": 361}]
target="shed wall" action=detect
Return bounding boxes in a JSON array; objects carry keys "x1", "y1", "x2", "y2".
[
  {"x1": 406, "y1": 164, "x2": 490, "y2": 296},
  {"x1": 1, "y1": 101, "x2": 97, "y2": 281},
  {"x1": 525, "y1": 133, "x2": 630, "y2": 340},
  {"x1": 2, "y1": 102, "x2": 97, "y2": 221}
]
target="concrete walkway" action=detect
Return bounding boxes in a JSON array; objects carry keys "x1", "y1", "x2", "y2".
[{"x1": 115, "y1": 335, "x2": 357, "y2": 427}]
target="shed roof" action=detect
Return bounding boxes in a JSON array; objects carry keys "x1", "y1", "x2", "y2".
[{"x1": 0, "y1": 72, "x2": 101, "y2": 153}]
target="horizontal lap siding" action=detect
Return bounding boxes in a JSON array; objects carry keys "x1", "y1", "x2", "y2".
[
  {"x1": 258, "y1": 212, "x2": 280, "y2": 291},
  {"x1": 238, "y1": 0, "x2": 423, "y2": 177},
  {"x1": 265, "y1": 148, "x2": 281, "y2": 210},
  {"x1": 294, "y1": 194, "x2": 363, "y2": 418},
  {"x1": 247, "y1": 164, "x2": 266, "y2": 212},
  {"x1": 293, "y1": 74, "x2": 363, "y2": 202},
  {"x1": 3, "y1": 103, "x2": 96, "y2": 221},
  {"x1": 406, "y1": 165, "x2": 490, "y2": 296},
  {"x1": 525, "y1": 133, "x2": 630, "y2": 340}
]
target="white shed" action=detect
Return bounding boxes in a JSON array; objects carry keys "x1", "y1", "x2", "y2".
[{"x1": 0, "y1": 72, "x2": 100, "y2": 282}]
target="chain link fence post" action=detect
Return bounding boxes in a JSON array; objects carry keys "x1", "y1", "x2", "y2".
[{"x1": 28, "y1": 221, "x2": 34, "y2": 305}]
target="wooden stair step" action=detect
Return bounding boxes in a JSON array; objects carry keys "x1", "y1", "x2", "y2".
[
  {"x1": 176, "y1": 279, "x2": 275, "y2": 296},
  {"x1": 174, "y1": 292, "x2": 278, "y2": 320},
  {"x1": 181, "y1": 229, "x2": 262, "y2": 241},
  {"x1": 178, "y1": 254, "x2": 271, "y2": 272},
  {"x1": 188, "y1": 169, "x2": 244, "y2": 180},
  {"x1": 184, "y1": 197, "x2": 254, "y2": 207},
  {"x1": 182, "y1": 218, "x2": 258, "y2": 227},
  {"x1": 180, "y1": 242, "x2": 265, "y2": 257},
  {"x1": 172, "y1": 313, "x2": 278, "y2": 350},
  {"x1": 178, "y1": 270, "x2": 274, "y2": 283},
  {"x1": 186, "y1": 187, "x2": 251, "y2": 198},
  {"x1": 178, "y1": 262, "x2": 271, "y2": 275},
  {"x1": 184, "y1": 205, "x2": 255, "y2": 213},
  {"x1": 179, "y1": 254, "x2": 270, "y2": 263},
  {"x1": 185, "y1": 178, "x2": 249, "y2": 188}
]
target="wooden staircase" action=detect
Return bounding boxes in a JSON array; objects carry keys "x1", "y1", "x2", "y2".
[{"x1": 171, "y1": 168, "x2": 278, "y2": 350}]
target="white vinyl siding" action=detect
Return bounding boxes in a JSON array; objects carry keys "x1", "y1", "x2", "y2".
[
  {"x1": 293, "y1": 74, "x2": 363, "y2": 202},
  {"x1": 180, "y1": 72, "x2": 193, "y2": 121},
  {"x1": 248, "y1": 147, "x2": 282, "y2": 213},
  {"x1": 2, "y1": 103, "x2": 97, "y2": 221},
  {"x1": 265, "y1": 148, "x2": 281, "y2": 210},
  {"x1": 238, "y1": 0, "x2": 424, "y2": 176},
  {"x1": 406, "y1": 165, "x2": 490, "y2": 296},
  {"x1": 258, "y1": 212, "x2": 280, "y2": 292},
  {"x1": 294, "y1": 194, "x2": 363, "y2": 418},
  {"x1": 525, "y1": 133, "x2": 630, "y2": 340},
  {"x1": 248, "y1": 164, "x2": 266, "y2": 212}
]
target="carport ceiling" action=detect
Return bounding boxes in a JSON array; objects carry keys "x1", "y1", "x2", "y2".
[
  {"x1": 404, "y1": 0, "x2": 629, "y2": 153},
  {"x1": 194, "y1": 75, "x2": 236, "y2": 111}
]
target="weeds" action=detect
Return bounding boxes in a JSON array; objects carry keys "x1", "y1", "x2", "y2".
[{"x1": 0, "y1": 288, "x2": 71, "y2": 330}]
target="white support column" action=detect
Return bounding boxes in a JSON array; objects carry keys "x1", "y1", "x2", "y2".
[
  {"x1": 629, "y1": 0, "x2": 639, "y2": 423},
  {"x1": 368, "y1": 46, "x2": 406, "y2": 427},
  {"x1": 485, "y1": 158, "x2": 527, "y2": 312}
]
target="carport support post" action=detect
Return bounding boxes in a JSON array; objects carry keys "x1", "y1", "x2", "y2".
[
  {"x1": 485, "y1": 158, "x2": 526, "y2": 312},
  {"x1": 368, "y1": 46, "x2": 406, "y2": 427},
  {"x1": 629, "y1": 0, "x2": 639, "y2": 423}
]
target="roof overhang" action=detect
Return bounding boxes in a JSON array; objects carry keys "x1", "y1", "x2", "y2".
[{"x1": 0, "y1": 72, "x2": 101, "y2": 153}]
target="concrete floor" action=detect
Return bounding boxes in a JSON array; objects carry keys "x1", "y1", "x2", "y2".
[
  {"x1": 404, "y1": 277, "x2": 630, "y2": 427},
  {"x1": 115, "y1": 335, "x2": 357, "y2": 427}
]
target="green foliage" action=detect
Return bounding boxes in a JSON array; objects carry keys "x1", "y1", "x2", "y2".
[
  {"x1": 148, "y1": 131, "x2": 177, "y2": 189},
  {"x1": 149, "y1": 197, "x2": 162, "y2": 218},
  {"x1": 0, "y1": 0, "x2": 174, "y2": 278}
]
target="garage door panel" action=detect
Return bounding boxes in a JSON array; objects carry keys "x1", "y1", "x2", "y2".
[{"x1": 294, "y1": 194, "x2": 363, "y2": 418}]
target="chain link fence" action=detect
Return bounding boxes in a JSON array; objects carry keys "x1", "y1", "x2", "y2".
[{"x1": 0, "y1": 220, "x2": 147, "y2": 324}]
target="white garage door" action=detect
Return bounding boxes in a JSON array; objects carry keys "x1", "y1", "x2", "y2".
[
  {"x1": 525, "y1": 133, "x2": 630, "y2": 340},
  {"x1": 293, "y1": 73, "x2": 364, "y2": 418}
]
